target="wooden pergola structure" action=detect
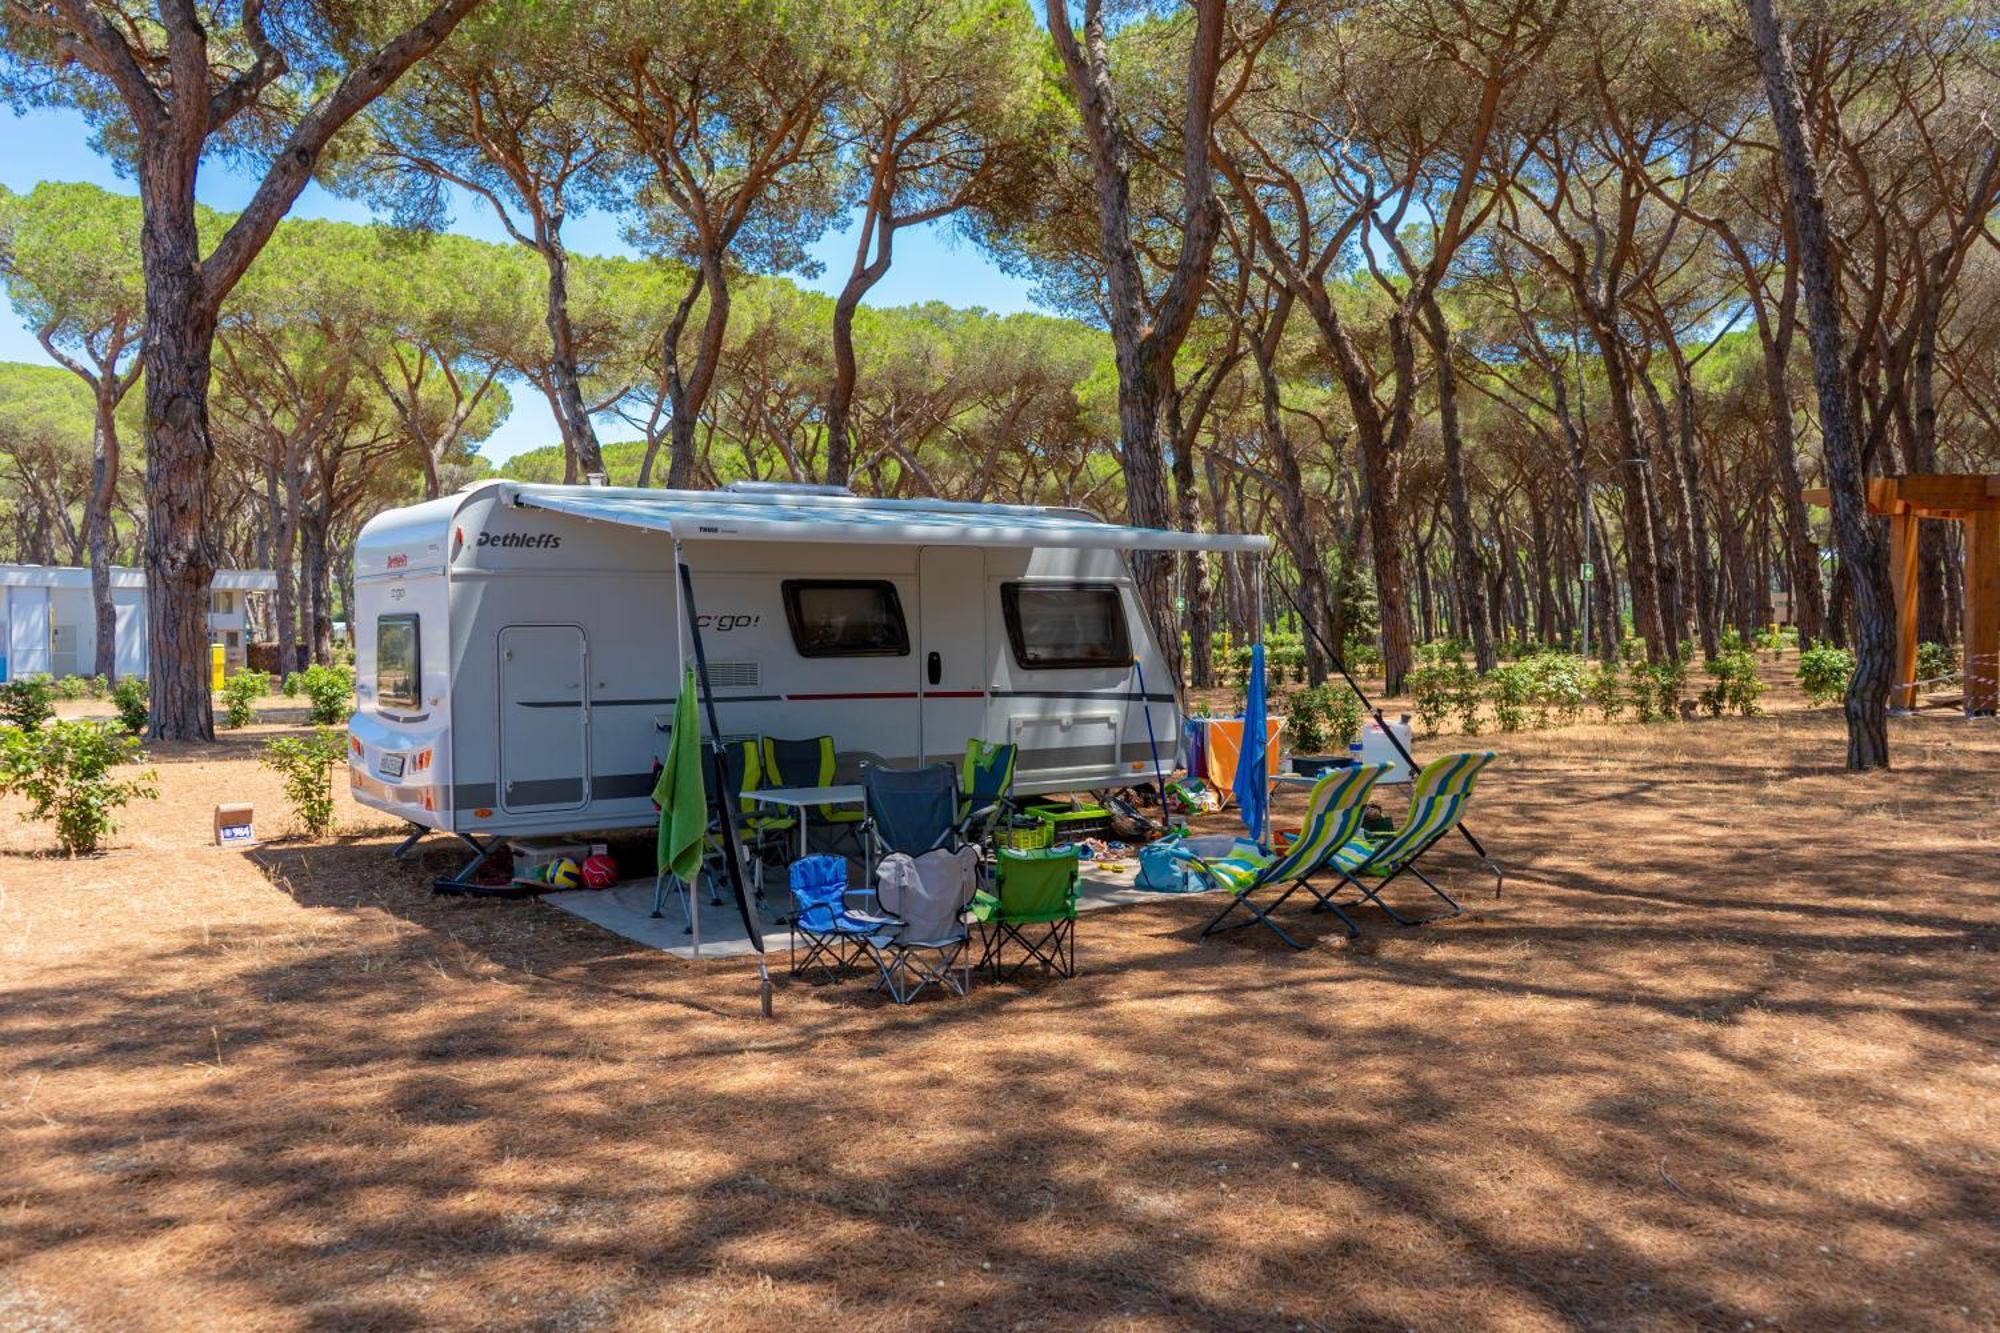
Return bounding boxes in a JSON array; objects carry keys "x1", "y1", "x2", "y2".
[{"x1": 1805, "y1": 474, "x2": 2000, "y2": 714}]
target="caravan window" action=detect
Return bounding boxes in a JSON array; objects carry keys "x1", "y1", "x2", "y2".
[
  {"x1": 782, "y1": 580, "x2": 910, "y2": 658},
  {"x1": 376, "y1": 614, "x2": 421, "y2": 712},
  {"x1": 1002, "y1": 583, "x2": 1133, "y2": 670}
]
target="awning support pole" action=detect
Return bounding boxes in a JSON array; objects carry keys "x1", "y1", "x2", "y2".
[{"x1": 676, "y1": 556, "x2": 773, "y2": 1015}]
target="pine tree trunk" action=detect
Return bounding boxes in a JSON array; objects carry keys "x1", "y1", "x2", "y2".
[
  {"x1": 667, "y1": 254, "x2": 732, "y2": 491},
  {"x1": 1253, "y1": 340, "x2": 1329, "y2": 683},
  {"x1": 1762, "y1": 348, "x2": 1827, "y2": 647},
  {"x1": 1599, "y1": 343, "x2": 1668, "y2": 658},
  {"x1": 136, "y1": 156, "x2": 218, "y2": 740},
  {"x1": 1172, "y1": 395, "x2": 1215, "y2": 689},
  {"x1": 1114, "y1": 346, "x2": 1179, "y2": 680},
  {"x1": 827, "y1": 290, "x2": 861, "y2": 487},
  {"x1": 1662, "y1": 344, "x2": 1719, "y2": 657},
  {"x1": 1749, "y1": 0, "x2": 1890, "y2": 767},
  {"x1": 299, "y1": 508, "x2": 333, "y2": 667},
  {"x1": 87, "y1": 378, "x2": 122, "y2": 680},
  {"x1": 537, "y1": 234, "x2": 604, "y2": 481},
  {"x1": 1423, "y1": 295, "x2": 1492, "y2": 672}
]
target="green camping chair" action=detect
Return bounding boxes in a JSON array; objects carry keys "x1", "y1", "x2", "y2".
[
  {"x1": 957, "y1": 739, "x2": 1017, "y2": 844},
  {"x1": 1321, "y1": 751, "x2": 1496, "y2": 924},
  {"x1": 973, "y1": 845, "x2": 1081, "y2": 980},
  {"x1": 1175, "y1": 762, "x2": 1390, "y2": 949},
  {"x1": 707, "y1": 738, "x2": 795, "y2": 910}
]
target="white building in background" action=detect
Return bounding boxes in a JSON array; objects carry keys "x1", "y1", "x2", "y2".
[{"x1": 0, "y1": 565, "x2": 279, "y2": 682}]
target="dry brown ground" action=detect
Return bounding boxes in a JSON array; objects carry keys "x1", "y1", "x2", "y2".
[{"x1": 1, "y1": 669, "x2": 1997, "y2": 1331}]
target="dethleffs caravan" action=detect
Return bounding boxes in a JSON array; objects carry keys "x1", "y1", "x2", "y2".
[{"x1": 346, "y1": 480, "x2": 1271, "y2": 844}]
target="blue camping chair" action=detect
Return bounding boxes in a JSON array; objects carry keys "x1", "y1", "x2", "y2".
[{"x1": 786, "y1": 854, "x2": 891, "y2": 983}]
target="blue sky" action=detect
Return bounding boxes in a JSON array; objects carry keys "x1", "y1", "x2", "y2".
[{"x1": 0, "y1": 106, "x2": 1045, "y2": 461}]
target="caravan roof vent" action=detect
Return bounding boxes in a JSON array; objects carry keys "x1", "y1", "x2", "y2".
[{"x1": 721, "y1": 480, "x2": 856, "y2": 498}]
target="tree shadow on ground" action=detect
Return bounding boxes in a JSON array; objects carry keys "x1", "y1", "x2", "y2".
[{"x1": 4, "y1": 710, "x2": 1997, "y2": 1328}]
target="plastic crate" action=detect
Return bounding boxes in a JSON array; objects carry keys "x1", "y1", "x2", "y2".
[
  {"x1": 997, "y1": 817, "x2": 1054, "y2": 852},
  {"x1": 1025, "y1": 803, "x2": 1114, "y2": 840}
]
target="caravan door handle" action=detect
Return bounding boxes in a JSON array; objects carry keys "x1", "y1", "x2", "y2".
[{"x1": 927, "y1": 651, "x2": 942, "y2": 686}]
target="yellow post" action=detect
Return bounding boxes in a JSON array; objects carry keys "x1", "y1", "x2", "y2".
[{"x1": 211, "y1": 643, "x2": 225, "y2": 691}]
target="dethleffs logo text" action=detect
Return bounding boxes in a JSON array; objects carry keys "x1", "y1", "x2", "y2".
[{"x1": 476, "y1": 530, "x2": 562, "y2": 550}]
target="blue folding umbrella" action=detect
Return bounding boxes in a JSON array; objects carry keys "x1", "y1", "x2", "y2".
[{"x1": 1234, "y1": 641, "x2": 1270, "y2": 842}]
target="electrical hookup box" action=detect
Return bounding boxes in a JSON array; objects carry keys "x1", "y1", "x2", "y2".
[{"x1": 214, "y1": 803, "x2": 256, "y2": 847}]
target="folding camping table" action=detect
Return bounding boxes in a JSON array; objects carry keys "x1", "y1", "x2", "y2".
[
  {"x1": 749, "y1": 784, "x2": 867, "y2": 857},
  {"x1": 751, "y1": 784, "x2": 873, "y2": 913},
  {"x1": 1272, "y1": 768, "x2": 1411, "y2": 789}
]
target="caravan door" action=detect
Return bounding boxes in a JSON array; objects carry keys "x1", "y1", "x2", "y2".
[
  {"x1": 7, "y1": 587, "x2": 50, "y2": 680},
  {"x1": 113, "y1": 592, "x2": 146, "y2": 678},
  {"x1": 917, "y1": 546, "x2": 988, "y2": 766},
  {"x1": 497, "y1": 625, "x2": 589, "y2": 813}
]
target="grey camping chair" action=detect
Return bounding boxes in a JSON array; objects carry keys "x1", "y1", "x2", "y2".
[{"x1": 866, "y1": 846, "x2": 980, "y2": 1003}]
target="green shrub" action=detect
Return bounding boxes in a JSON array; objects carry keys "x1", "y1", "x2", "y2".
[
  {"x1": 1408, "y1": 658, "x2": 1454, "y2": 739},
  {"x1": 51, "y1": 674, "x2": 93, "y2": 701},
  {"x1": 1451, "y1": 662, "x2": 1483, "y2": 735},
  {"x1": 1629, "y1": 660, "x2": 1663, "y2": 723},
  {"x1": 1916, "y1": 640, "x2": 1957, "y2": 684},
  {"x1": 86, "y1": 674, "x2": 109, "y2": 699},
  {"x1": 1484, "y1": 663, "x2": 1533, "y2": 732},
  {"x1": 1409, "y1": 645, "x2": 1477, "y2": 738},
  {"x1": 0, "y1": 677, "x2": 56, "y2": 731},
  {"x1": 1527, "y1": 652, "x2": 1587, "y2": 727},
  {"x1": 1699, "y1": 651, "x2": 1765, "y2": 718},
  {"x1": 219, "y1": 670, "x2": 272, "y2": 729},
  {"x1": 1285, "y1": 684, "x2": 1363, "y2": 753},
  {"x1": 1798, "y1": 646, "x2": 1855, "y2": 706},
  {"x1": 1286, "y1": 686, "x2": 1329, "y2": 753},
  {"x1": 1648, "y1": 657, "x2": 1692, "y2": 720},
  {"x1": 0, "y1": 719, "x2": 158, "y2": 855},
  {"x1": 1325, "y1": 687, "x2": 1363, "y2": 749},
  {"x1": 280, "y1": 671, "x2": 301, "y2": 698},
  {"x1": 296, "y1": 663, "x2": 355, "y2": 725},
  {"x1": 261, "y1": 726, "x2": 348, "y2": 838},
  {"x1": 1754, "y1": 625, "x2": 1798, "y2": 655},
  {"x1": 110, "y1": 676, "x2": 149, "y2": 733},
  {"x1": 1587, "y1": 661, "x2": 1626, "y2": 722}
]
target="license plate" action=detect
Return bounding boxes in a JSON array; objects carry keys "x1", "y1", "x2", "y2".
[{"x1": 379, "y1": 753, "x2": 405, "y2": 778}]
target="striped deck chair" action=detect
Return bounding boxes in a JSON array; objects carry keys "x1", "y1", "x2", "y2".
[
  {"x1": 1173, "y1": 763, "x2": 1390, "y2": 950},
  {"x1": 958, "y1": 740, "x2": 1018, "y2": 844},
  {"x1": 1322, "y1": 751, "x2": 1496, "y2": 924}
]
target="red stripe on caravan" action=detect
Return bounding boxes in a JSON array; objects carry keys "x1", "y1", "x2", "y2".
[
  {"x1": 786, "y1": 690, "x2": 923, "y2": 701},
  {"x1": 781, "y1": 690, "x2": 988, "y2": 701}
]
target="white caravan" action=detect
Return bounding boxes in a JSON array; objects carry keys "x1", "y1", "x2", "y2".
[{"x1": 347, "y1": 481, "x2": 1271, "y2": 843}]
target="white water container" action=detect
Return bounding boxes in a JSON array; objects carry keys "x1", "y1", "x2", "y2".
[{"x1": 1358, "y1": 716, "x2": 1416, "y2": 785}]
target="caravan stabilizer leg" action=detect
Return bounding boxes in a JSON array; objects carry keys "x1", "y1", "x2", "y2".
[
  {"x1": 391, "y1": 822, "x2": 430, "y2": 859},
  {"x1": 430, "y1": 833, "x2": 513, "y2": 896}
]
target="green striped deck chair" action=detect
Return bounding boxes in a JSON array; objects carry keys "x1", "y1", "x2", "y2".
[
  {"x1": 1174, "y1": 762, "x2": 1390, "y2": 950},
  {"x1": 958, "y1": 740, "x2": 1017, "y2": 843},
  {"x1": 1323, "y1": 751, "x2": 1496, "y2": 924}
]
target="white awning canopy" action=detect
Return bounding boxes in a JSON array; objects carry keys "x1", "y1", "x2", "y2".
[{"x1": 508, "y1": 485, "x2": 1273, "y2": 554}]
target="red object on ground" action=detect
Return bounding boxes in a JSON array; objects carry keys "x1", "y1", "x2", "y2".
[{"x1": 580, "y1": 853, "x2": 620, "y2": 890}]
